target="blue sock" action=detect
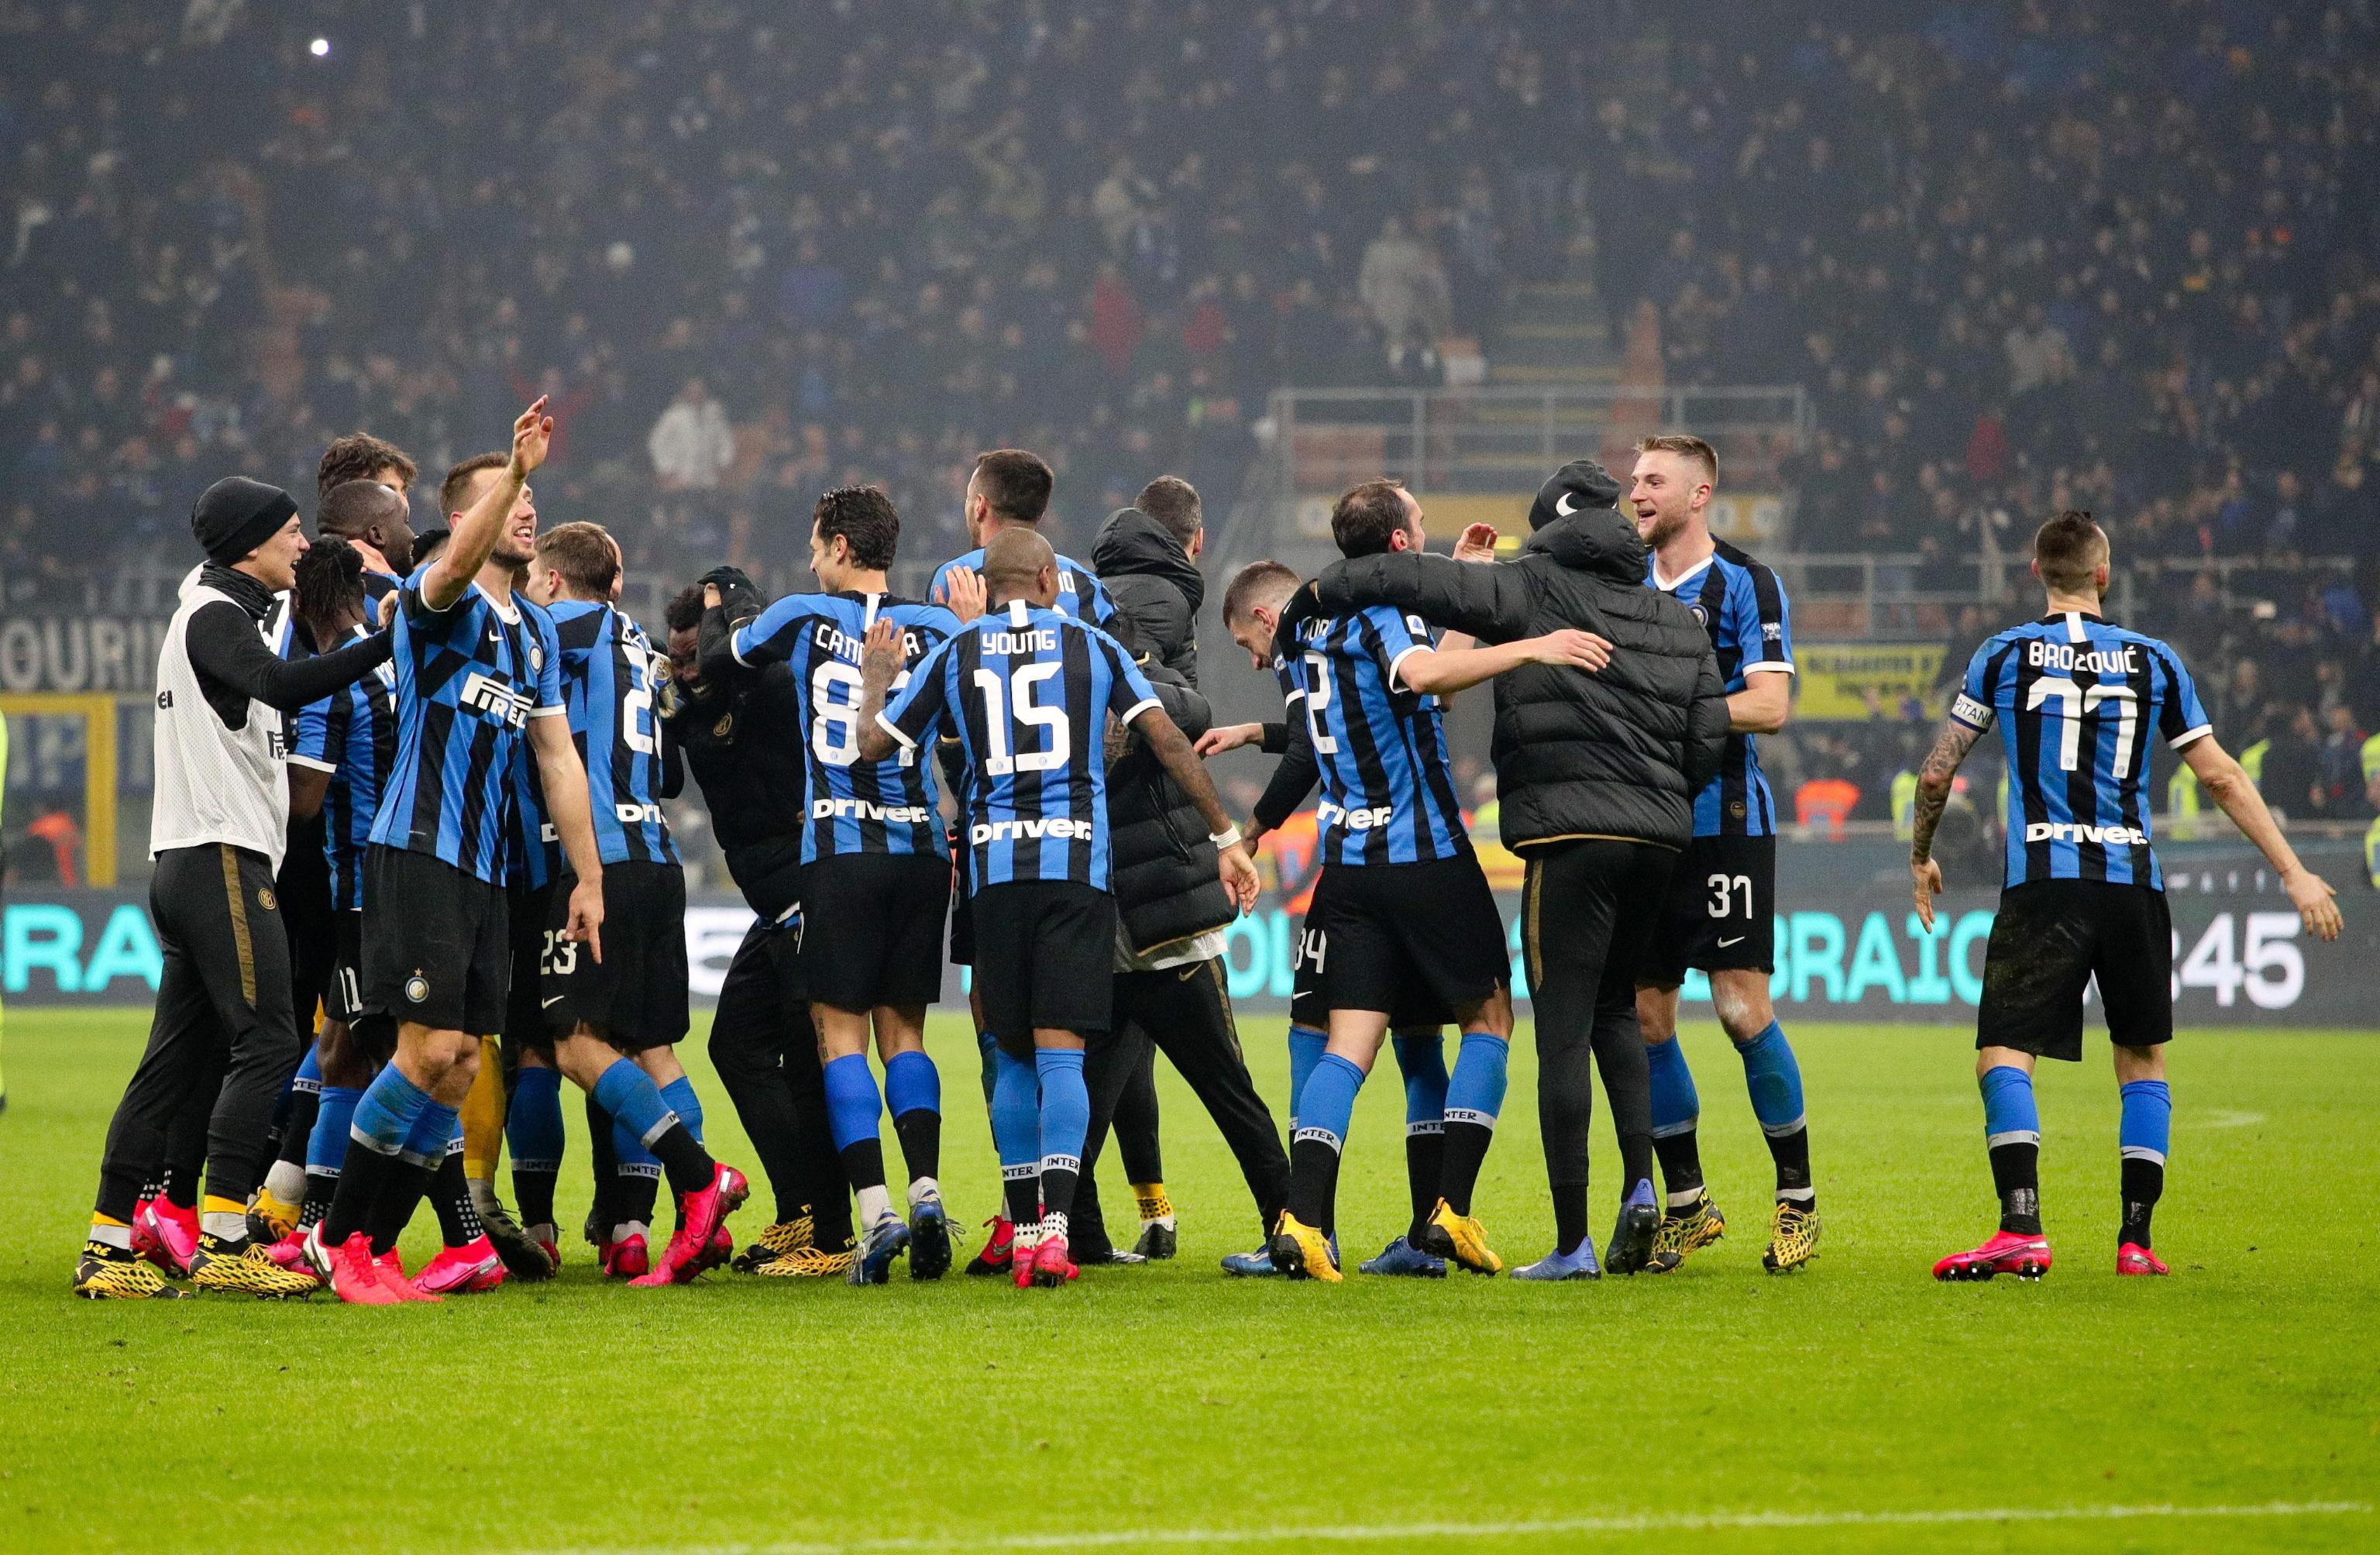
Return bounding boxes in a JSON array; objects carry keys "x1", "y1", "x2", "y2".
[
  {"x1": 506, "y1": 1067, "x2": 566, "y2": 1172},
  {"x1": 1391, "y1": 1033, "x2": 1447, "y2": 1127},
  {"x1": 2119, "y1": 1080, "x2": 2172, "y2": 1165},
  {"x1": 590, "y1": 1059, "x2": 677, "y2": 1147},
  {"x1": 1443, "y1": 1032, "x2": 1508, "y2": 1128},
  {"x1": 612, "y1": 1117, "x2": 661, "y2": 1192},
  {"x1": 397, "y1": 1098, "x2": 460, "y2": 1170},
  {"x1": 1979, "y1": 1065, "x2": 2041, "y2": 1147},
  {"x1": 659, "y1": 1076, "x2": 703, "y2": 1145},
  {"x1": 821, "y1": 1053, "x2": 882, "y2": 1154},
  {"x1": 1034, "y1": 1048, "x2": 1090, "y2": 1230},
  {"x1": 1288, "y1": 1024, "x2": 1327, "y2": 1129},
  {"x1": 350, "y1": 1065, "x2": 435, "y2": 1157},
  {"x1": 294, "y1": 1044, "x2": 322, "y2": 1092},
  {"x1": 1646, "y1": 1036, "x2": 1700, "y2": 1137},
  {"x1": 310, "y1": 1085, "x2": 363, "y2": 1175},
  {"x1": 976, "y1": 1028, "x2": 1000, "y2": 1107},
  {"x1": 990, "y1": 1048, "x2": 1040, "y2": 1225},
  {"x1": 1736, "y1": 1021, "x2": 1805, "y2": 1137},
  {"x1": 883, "y1": 1050, "x2": 940, "y2": 1121},
  {"x1": 1294, "y1": 1053, "x2": 1366, "y2": 1152}
]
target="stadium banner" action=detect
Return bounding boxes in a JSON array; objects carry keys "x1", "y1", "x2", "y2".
[
  {"x1": 1794, "y1": 642, "x2": 1947, "y2": 721},
  {"x1": 0, "y1": 614, "x2": 170, "y2": 694},
  {"x1": 8, "y1": 873, "x2": 2374, "y2": 1026}
]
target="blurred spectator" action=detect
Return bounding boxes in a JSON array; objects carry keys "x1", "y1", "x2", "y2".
[{"x1": 648, "y1": 378, "x2": 735, "y2": 493}]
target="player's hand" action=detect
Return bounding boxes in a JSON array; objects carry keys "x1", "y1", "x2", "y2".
[
  {"x1": 2282, "y1": 865, "x2": 2342, "y2": 942},
  {"x1": 702, "y1": 583, "x2": 721, "y2": 609},
  {"x1": 1526, "y1": 629, "x2": 1612, "y2": 672},
  {"x1": 1453, "y1": 522, "x2": 1500, "y2": 563},
  {"x1": 859, "y1": 616, "x2": 903, "y2": 688},
  {"x1": 508, "y1": 395, "x2": 555, "y2": 478},
  {"x1": 1218, "y1": 841, "x2": 1261, "y2": 913},
  {"x1": 940, "y1": 566, "x2": 987, "y2": 623},
  {"x1": 1194, "y1": 722, "x2": 1264, "y2": 757},
  {"x1": 378, "y1": 589, "x2": 399, "y2": 628},
  {"x1": 565, "y1": 873, "x2": 604, "y2": 964},
  {"x1": 1912, "y1": 855, "x2": 1943, "y2": 932}
]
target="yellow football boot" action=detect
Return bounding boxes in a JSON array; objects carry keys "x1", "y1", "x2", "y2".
[
  {"x1": 1267, "y1": 1211, "x2": 1341, "y2": 1283},
  {"x1": 1762, "y1": 1201, "x2": 1821, "y2": 1275}
]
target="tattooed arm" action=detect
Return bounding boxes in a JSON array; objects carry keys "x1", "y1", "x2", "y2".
[{"x1": 1911, "y1": 714, "x2": 1985, "y2": 931}]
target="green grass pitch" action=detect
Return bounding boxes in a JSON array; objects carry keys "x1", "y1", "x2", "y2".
[{"x1": 0, "y1": 1007, "x2": 2373, "y2": 1553}]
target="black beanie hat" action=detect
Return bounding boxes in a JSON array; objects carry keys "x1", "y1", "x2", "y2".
[
  {"x1": 191, "y1": 476, "x2": 299, "y2": 562},
  {"x1": 1526, "y1": 458, "x2": 1623, "y2": 532}
]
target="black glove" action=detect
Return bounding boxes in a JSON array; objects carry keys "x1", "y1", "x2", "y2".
[{"x1": 698, "y1": 565, "x2": 764, "y2": 621}]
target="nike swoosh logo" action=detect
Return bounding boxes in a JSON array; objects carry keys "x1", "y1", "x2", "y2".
[
  {"x1": 1555, "y1": 490, "x2": 1580, "y2": 517},
  {"x1": 542, "y1": 995, "x2": 565, "y2": 1007},
  {"x1": 1716, "y1": 935, "x2": 1745, "y2": 948}
]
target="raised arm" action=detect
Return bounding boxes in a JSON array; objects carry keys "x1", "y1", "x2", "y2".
[
  {"x1": 1305, "y1": 550, "x2": 1537, "y2": 644},
  {"x1": 1397, "y1": 630, "x2": 1611, "y2": 697},
  {"x1": 421, "y1": 397, "x2": 551, "y2": 611},
  {"x1": 2183, "y1": 736, "x2": 2342, "y2": 940}
]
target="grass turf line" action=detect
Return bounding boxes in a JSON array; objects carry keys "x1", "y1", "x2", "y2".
[{"x1": 0, "y1": 1009, "x2": 2373, "y2": 1553}]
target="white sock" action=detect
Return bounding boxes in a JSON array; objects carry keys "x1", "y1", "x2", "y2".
[
  {"x1": 908, "y1": 1176, "x2": 941, "y2": 1209},
  {"x1": 856, "y1": 1184, "x2": 894, "y2": 1227},
  {"x1": 469, "y1": 1178, "x2": 504, "y2": 1216},
  {"x1": 90, "y1": 1221, "x2": 132, "y2": 1251},
  {"x1": 200, "y1": 1209, "x2": 246, "y2": 1241},
  {"x1": 614, "y1": 1220, "x2": 648, "y2": 1244},
  {"x1": 1040, "y1": 1209, "x2": 1070, "y2": 1244},
  {"x1": 263, "y1": 1161, "x2": 306, "y2": 1204}
]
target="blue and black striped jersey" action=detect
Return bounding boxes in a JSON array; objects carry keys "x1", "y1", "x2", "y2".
[
  {"x1": 267, "y1": 569, "x2": 401, "y2": 660},
  {"x1": 1649, "y1": 541, "x2": 1794, "y2": 838},
  {"x1": 506, "y1": 741, "x2": 556, "y2": 891},
  {"x1": 879, "y1": 598, "x2": 1158, "y2": 893},
  {"x1": 1952, "y1": 611, "x2": 2210, "y2": 890},
  {"x1": 729, "y1": 590, "x2": 961, "y2": 863},
  {"x1": 929, "y1": 547, "x2": 1117, "y2": 630},
  {"x1": 367, "y1": 569, "x2": 564, "y2": 885},
  {"x1": 288, "y1": 624, "x2": 397, "y2": 912},
  {"x1": 547, "y1": 599, "x2": 678, "y2": 868},
  {"x1": 1278, "y1": 605, "x2": 1469, "y2": 868}
]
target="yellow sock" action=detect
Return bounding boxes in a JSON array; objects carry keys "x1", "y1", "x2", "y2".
[
  {"x1": 1131, "y1": 1182, "x2": 1175, "y2": 1222},
  {"x1": 91, "y1": 1212, "x2": 129, "y2": 1228},
  {"x1": 201, "y1": 1195, "x2": 243, "y2": 1217},
  {"x1": 461, "y1": 1035, "x2": 505, "y2": 1182}
]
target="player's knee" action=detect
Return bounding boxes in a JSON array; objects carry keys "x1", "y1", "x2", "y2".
[
  {"x1": 1464, "y1": 986, "x2": 1515, "y2": 1039},
  {"x1": 2113, "y1": 1043, "x2": 2165, "y2": 1083},
  {"x1": 1635, "y1": 985, "x2": 1680, "y2": 1043},
  {"x1": 1711, "y1": 976, "x2": 1773, "y2": 1042}
]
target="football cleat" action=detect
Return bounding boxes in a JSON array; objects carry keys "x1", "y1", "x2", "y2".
[
  {"x1": 189, "y1": 1234, "x2": 318, "y2": 1299},
  {"x1": 1076, "y1": 1245, "x2": 1148, "y2": 1266},
  {"x1": 630, "y1": 1163, "x2": 751, "y2": 1288},
  {"x1": 1133, "y1": 1221, "x2": 1178, "y2": 1261},
  {"x1": 528, "y1": 1223, "x2": 562, "y2": 1273},
  {"x1": 1027, "y1": 1234, "x2": 1078, "y2": 1288},
  {"x1": 910, "y1": 1195, "x2": 954, "y2": 1281},
  {"x1": 732, "y1": 1216, "x2": 814, "y2": 1273},
  {"x1": 318, "y1": 1231, "x2": 399, "y2": 1306},
  {"x1": 1933, "y1": 1230, "x2": 2053, "y2": 1282},
  {"x1": 602, "y1": 1233, "x2": 651, "y2": 1281},
  {"x1": 1358, "y1": 1236, "x2": 1447, "y2": 1278},
  {"x1": 1132, "y1": 1186, "x2": 1177, "y2": 1260},
  {"x1": 74, "y1": 1241, "x2": 186, "y2": 1299},
  {"x1": 755, "y1": 1241, "x2": 857, "y2": 1278},
  {"x1": 413, "y1": 1236, "x2": 504, "y2": 1296},
  {"x1": 1268, "y1": 1211, "x2": 1341, "y2": 1283},
  {"x1": 1604, "y1": 1182, "x2": 1661, "y2": 1275},
  {"x1": 261, "y1": 1225, "x2": 313, "y2": 1269},
  {"x1": 2117, "y1": 1242, "x2": 2169, "y2": 1277},
  {"x1": 1419, "y1": 1200, "x2": 1503, "y2": 1275},
  {"x1": 374, "y1": 1247, "x2": 441, "y2": 1302},
  {"x1": 965, "y1": 1216, "x2": 1016, "y2": 1276},
  {"x1": 845, "y1": 1214, "x2": 912, "y2": 1287},
  {"x1": 248, "y1": 1185, "x2": 302, "y2": 1244},
  {"x1": 481, "y1": 1202, "x2": 557, "y2": 1281},
  {"x1": 1219, "y1": 1246, "x2": 1278, "y2": 1277},
  {"x1": 1512, "y1": 1241, "x2": 1603, "y2": 1281},
  {"x1": 1645, "y1": 1193, "x2": 1726, "y2": 1274},
  {"x1": 1762, "y1": 1202, "x2": 1822, "y2": 1275},
  {"x1": 135, "y1": 1197, "x2": 199, "y2": 1280}
]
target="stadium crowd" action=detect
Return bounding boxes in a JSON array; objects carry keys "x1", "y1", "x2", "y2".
[{"x1": 4, "y1": 0, "x2": 2380, "y2": 825}]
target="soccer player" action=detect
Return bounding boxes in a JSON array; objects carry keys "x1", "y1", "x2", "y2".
[
  {"x1": 855, "y1": 528, "x2": 1257, "y2": 1288},
  {"x1": 1914, "y1": 511, "x2": 2342, "y2": 1280},
  {"x1": 663, "y1": 584, "x2": 856, "y2": 1278},
  {"x1": 700, "y1": 488, "x2": 963, "y2": 1284},
  {"x1": 77, "y1": 477, "x2": 395, "y2": 1299},
  {"x1": 524, "y1": 521, "x2": 723, "y2": 1284},
  {"x1": 1253, "y1": 482, "x2": 1584, "y2": 1282},
  {"x1": 1630, "y1": 433, "x2": 1820, "y2": 1275}
]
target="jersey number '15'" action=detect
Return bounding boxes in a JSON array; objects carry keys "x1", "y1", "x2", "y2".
[
  {"x1": 812, "y1": 661, "x2": 916, "y2": 768},
  {"x1": 2024, "y1": 676, "x2": 2137, "y2": 774},
  {"x1": 975, "y1": 663, "x2": 1071, "y2": 777}
]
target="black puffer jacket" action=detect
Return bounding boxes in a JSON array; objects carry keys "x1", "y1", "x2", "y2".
[
  {"x1": 1095, "y1": 508, "x2": 1235, "y2": 954},
  {"x1": 1305, "y1": 461, "x2": 1729, "y2": 851},
  {"x1": 1092, "y1": 508, "x2": 1202, "y2": 686}
]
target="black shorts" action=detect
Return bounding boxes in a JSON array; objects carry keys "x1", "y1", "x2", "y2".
[
  {"x1": 1302, "y1": 856, "x2": 1508, "y2": 1019},
  {"x1": 1288, "y1": 905, "x2": 1453, "y2": 1030},
  {"x1": 278, "y1": 817, "x2": 336, "y2": 1030},
  {"x1": 325, "y1": 910, "x2": 367, "y2": 1026},
  {"x1": 542, "y1": 862, "x2": 689, "y2": 1053},
  {"x1": 505, "y1": 879, "x2": 555, "y2": 1054},
  {"x1": 1977, "y1": 879, "x2": 2174, "y2": 1062},
  {"x1": 800, "y1": 852, "x2": 950, "y2": 1012},
  {"x1": 948, "y1": 840, "x2": 976, "y2": 966},
  {"x1": 1638, "y1": 834, "x2": 1776, "y2": 986},
  {"x1": 968, "y1": 880, "x2": 1117, "y2": 1052},
  {"x1": 361, "y1": 845, "x2": 510, "y2": 1037}
]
